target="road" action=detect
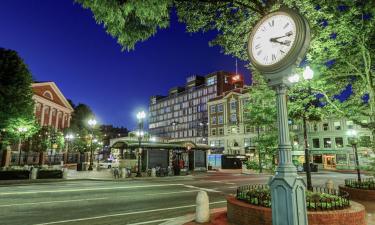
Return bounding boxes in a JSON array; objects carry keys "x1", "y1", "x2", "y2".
[{"x1": 0, "y1": 170, "x2": 370, "y2": 225}]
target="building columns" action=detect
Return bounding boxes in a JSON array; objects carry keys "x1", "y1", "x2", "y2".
[
  {"x1": 48, "y1": 107, "x2": 53, "y2": 126},
  {"x1": 40, "y1": 105, "x2": 46, "y2": 126}
]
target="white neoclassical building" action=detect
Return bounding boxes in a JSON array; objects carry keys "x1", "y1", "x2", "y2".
[{"x1": 32, "y1": 82, "x2": 74, "y2": 130}]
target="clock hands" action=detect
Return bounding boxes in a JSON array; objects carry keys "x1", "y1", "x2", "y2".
[
  {"x1": 270, "y1": 31, "x2": 293, "y2": 42},
  {"x1": 270, "y1": 39, "x2": 292, "y2": 46}
]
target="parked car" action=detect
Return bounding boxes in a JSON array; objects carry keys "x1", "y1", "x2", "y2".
[{"x1": 98, "y1": 159, "x2": 119, "y2": 169}]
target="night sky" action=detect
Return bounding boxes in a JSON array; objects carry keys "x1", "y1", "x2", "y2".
[{"x1": 0, "y1": 0, "x2": 250, "y2": 130}]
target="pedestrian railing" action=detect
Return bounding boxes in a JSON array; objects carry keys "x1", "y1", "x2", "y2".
[
  {"x1": 236, "y1": 184, "x2": 350, "y2": 211},
  {"x1": 345, "y1": 178, "x2": 375, "y2": 190}
]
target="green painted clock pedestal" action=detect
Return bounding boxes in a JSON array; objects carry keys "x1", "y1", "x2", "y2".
[
  {"x1": 247, "y1": 8, "x2": 311, "y2": 225},
  {"x1": 269, "y1": 84, "x2": 308, "y2": 225}
]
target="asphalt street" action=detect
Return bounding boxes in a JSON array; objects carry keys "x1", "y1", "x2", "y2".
[{"x1": 0, "y1": 170, "x2": 370, "y2": 225}]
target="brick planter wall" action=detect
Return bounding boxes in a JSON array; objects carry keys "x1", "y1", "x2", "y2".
[
  {"x1": 227, "y1": 196, "x2": 366, "y2": 225},
  {"x1": 339, "y1": 185, "x2": 375, "y2": 201}
]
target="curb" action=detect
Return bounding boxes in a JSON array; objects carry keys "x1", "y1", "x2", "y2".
[{"x1": 160, "y1": 208, "x2": 227, "y2": 225}]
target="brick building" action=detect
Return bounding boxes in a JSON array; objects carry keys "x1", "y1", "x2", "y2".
[{"x1": 32, "y1": 82, "x2": 73, "y2": 130}]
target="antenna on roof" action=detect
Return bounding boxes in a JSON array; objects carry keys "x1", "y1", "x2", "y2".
[{"x1": 235, "y1": 58, "x2": 238, "y2": 75}]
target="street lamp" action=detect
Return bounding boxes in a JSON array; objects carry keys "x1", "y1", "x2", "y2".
[
  {"x1": 136, "y1": 111, "x2": 146, "y2": 177},
  {"x1": 347, "y1": 129, "x2": 361, "y2": 182},
  {"x1": 88, "y1": 118, "x2": 97, "y2": 171},
  {"x1": 289, "y1": 66, "x2": 314, "y2": 190},
  {"x1": 17, "y1": 127, "x2": 28, "y2": 165},
  {"x1": 65, "y1": 134, "x2": 74, "y2": 152}
]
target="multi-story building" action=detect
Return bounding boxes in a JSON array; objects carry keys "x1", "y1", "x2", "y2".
[
  {"x1": 208, "y1": 87, "x2": 374, "y2": 170},
  {"x1": 291, "y1": 119, "x2": 374, "y2": 170},
  {"x1": 32, "y1": 82, "x2": 74, "y2": 130},
  {"x1": 207, "y1": 86, "x2": 255, "y2": 155},
  {"x1": 149, "y1": 71, "x2": 243, "y2": 144}
]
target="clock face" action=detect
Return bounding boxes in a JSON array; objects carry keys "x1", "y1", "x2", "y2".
[{"x1": 251, "y1": 14, "x2": 297, "y2": 66}]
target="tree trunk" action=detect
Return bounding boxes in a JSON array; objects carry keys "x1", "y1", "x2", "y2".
[
  {"x1": 303, "y1": 117, "x2": 312, "y2": 191},
  {"x1": 257, "y1": 126, "x2": 262, "y2": 173}
]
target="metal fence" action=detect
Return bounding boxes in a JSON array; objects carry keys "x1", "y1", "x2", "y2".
[
  {"x1": 44, "y1": 154, "x2": 64, "y2": 165},
  {"x1": 67, "y1": 153, "x2": 79, "y2": 164},
  {"x1": 345, "y1": 178, "x2": 375, "y2": 190},
  {"x1": 10, "y1": 152, "x2": 40, "y2": 166},
  {"x1": 236, "y1": 184, "x2": 350, "y2": 211}
]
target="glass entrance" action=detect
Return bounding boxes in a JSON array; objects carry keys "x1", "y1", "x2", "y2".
[{"x1": 324, "y1": 155, "x2": 336, "y2": 169}]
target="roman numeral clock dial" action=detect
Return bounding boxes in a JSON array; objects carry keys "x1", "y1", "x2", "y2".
[{"x1": 251, "y1": 15, "x2": 296, "y2": 66}]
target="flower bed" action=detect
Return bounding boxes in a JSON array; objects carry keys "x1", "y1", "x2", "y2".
[{"x1": 236, "y1": 184, "x2": 350, "y2": 211}]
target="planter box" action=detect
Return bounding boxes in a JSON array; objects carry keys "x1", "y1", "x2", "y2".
[
  {"x1": 339, "y1": 185, "x2": 375, "y2": 201},
  {"x1": 227, "y1": 195, "x2": 366, "y2": 225},
  {"x1": 37, "y1": 170, "x2": 63, "y2": 179},
  {"x1": 0, "y1": 170, "x2": 30, "y2": 180}
]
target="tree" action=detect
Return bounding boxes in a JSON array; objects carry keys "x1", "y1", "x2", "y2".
[
  {"x1": 0, "y1": 48, "x2": 35, "y2": 149},
  {"x1": 244, "y1": 72, "x2": 277, "y2": 172},
  {"x1": 288, "y1": 78, "x2": 324, "y2": 190},
  {"x1": 77, "y1": 1, "x2": 375, "y2": 151}
]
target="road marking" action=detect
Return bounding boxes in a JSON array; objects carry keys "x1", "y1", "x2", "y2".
[
  {"x1": 0, "y1": 184, "x2": 184, "y2": 196},
  {"x1": 183, "y1": 185, "x2": 221, "y2": 193},
  {"x1": 127, "y1": 218, "x2": 175, "y2": 225},
  {"x1": 0, "y1": 197, "x2": 107, "y2": 207},
  {"x1": 33, "y1": 201, "x2": 226, "y2": 225},
  {"x1": 225, "y1": 182, "x2": 236, "y2": 185},
  {"x1": 0, "y1": 190, "x2": 200, "y2": 208}
]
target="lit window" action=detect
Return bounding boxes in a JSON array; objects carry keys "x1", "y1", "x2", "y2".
[
  {"x1": 217, "y1": 104, "x2": 223, "y2": 112},
  {"x1": 334, "y1": 121, "x2": 341, "y2": 130},
  {"x1": 230, "y1": 114, "x2": 237, "y2": 123},
  {"x1": 218, "y1": 115, "x2": 223, "y2": 124},
  {"x1": 210, "y1": 105, "x2": 216, "y2": 113},
  {"x1": 335, "y1": 137, "x2": 343, "y2": 148},
  {"x1": 211, "y1": 116, "x2": 217, "y2": 124},
  {"x1": 323, "y1": 138, "x2": 332, "y2": 148}
]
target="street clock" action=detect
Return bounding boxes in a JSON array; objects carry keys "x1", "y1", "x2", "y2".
[{"x1": 248, "y1": 8, "x2": 310, "y2": 86}]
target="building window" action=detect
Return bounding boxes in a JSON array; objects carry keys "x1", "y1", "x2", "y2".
[
  {"x1": 323, "y1": 123, "x2": 329, "y2": 131},
  {"x1": 244, "y1": 138, "x2": 251, "y2": 147},
  {"x1": 217, "y1": 104, "x2": 223, "y2": 112},
  {"x1": 313, "y1": 155, "x2": 323, "y2": 164},
  {"x1": 230, "y1": 100, "x2": 237, "y2": 111},
  {"x1": 323, "y1": 138, "x2": 332, "y2": 148},
  {"x1": 211, "y1": 129, "x2": 216, "y2": 136},
  {"x1": 218, "y1": 128, "x2": 224, "y2": 135},
  {"x1": 334, "y1": 121, "x2": 341, "y2": 130},
  {"x1": 313, "y1": 124, "x2": 318, "y2": 132},
  {"x1": 312, "y1": 138, "x2": 320, "y2": 148},
  {"x1": 335, "y1": 137, "x2": 343, "y2": 148},
  {"x1": 43, "y1": 91, "x2": 53, "y2": 100},
  {"x1": 218, "y1": 115, "x2": 223, "y2": 124},
  {"x1": 336, "y1": 154, "x2": 347, "y2": 164},
  {"x1": 210, "y1": 105, "x2": 216, "y2": 113},
  {"x1": 230, "y1": 114, "x2": 237, "y2": 123},
  {"x1": 206, "y1": 76, "x2": 217, "y2": 86},
  {"x1": 211, "y1": 116, "x2": 217, "y2": 124},
  {"x1": 346, "y1": 120, "x2": 354, "y2": 129},
  {"x1": 245, "y1": 126, "x2": 251, "y2": 133}
]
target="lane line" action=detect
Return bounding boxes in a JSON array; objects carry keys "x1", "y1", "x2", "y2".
[
  {"x1": 183, "y1": 185, "x2": 220, "y2": 193},
  {"x1": 0, "y1": 190, "x2": 200, "y2": 208},
  {"x1": 127, "y1": 218, "x2": 175, "y2": 225},
  {"x1": 0, "y1": 184, "x2": 184, "y2": 196},
  {"x1": 32, "y1": 201, "x2": 226, "y2": 225}
]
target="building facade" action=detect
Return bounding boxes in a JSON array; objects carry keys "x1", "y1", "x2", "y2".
[
  {"x1": 291, "y1": 119, "x2": 374, "y2": 170},
  {"x1": 32, "y1": 82, "x2": 74, "y2": 130},
  {"x1": 207, "y1": 86, "x2": 256, "y2": 155},
  {"x1": 207, "y1": 87, "x2": 374, "y2": 170},
  {"x1": 149, "y1": 71, "x2": 243, "y2": 144}
]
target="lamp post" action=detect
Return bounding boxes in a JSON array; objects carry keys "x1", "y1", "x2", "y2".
[
  {"x1": 136, "y1": 111, "x2": 146, "y2": 177},
  {"x1": 65, "y1": 134, "x2": 74, "y2": 152},
  {"x1": 347, "y1": 129, "x2": 361, "y2": 182},
  {"x1": 17, "y1": 127, "x2": 28, "y2": 165},
  {"x1": 289, "y1": 66, "x2": 314, "y2": 190},
  {"x1": 88, "y1": 118, "x2": 97, "y2": 171}
]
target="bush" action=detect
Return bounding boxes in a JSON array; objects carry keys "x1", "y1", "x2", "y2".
[
  {"x1": 37, "y1": 170, "x2": 63, "y2": 179},
  {"x1": 0, "y1": 170, "x2": 30, "y2": 180},
  {"x1": 245, "y1": 160, "x2": 260, "y2": 170}
]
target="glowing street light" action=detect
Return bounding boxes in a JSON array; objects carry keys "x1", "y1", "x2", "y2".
[
  {"x1": 347, "y1": 129, "x2": 361, "y2": 182},
  {"x1": 136, "y1": 111, "x2": 146, "y2": 177},
  {"x1": 87, "y1": 118, "x2": 97, "y2": 171},
  {"x1": 17, "y1": 126, "x2": 28, "y2": 165}
]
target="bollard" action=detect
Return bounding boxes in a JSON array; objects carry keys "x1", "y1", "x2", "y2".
[
  {"x1": 62, "y1": 168, "x2": 68, "y2": 179},
  {"x1": 121, "y1": 168, "x2": 126, "y2": 178},
  {"x1": 325, "y1": 179, "x2": 334, "y2": 192},
  {"x1": 151, "y1": 168, "x2": 156, "y2": 177},
  {"x1": 195, "y1": 191, "x2": 210, "y2": 223},
  {"x1": 31, "y1": 168, "x2": 38, "y2": 180}
]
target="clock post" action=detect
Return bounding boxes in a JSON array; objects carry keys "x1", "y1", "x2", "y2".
[{"x1": 247, "y1": 8, "x2": 310, "y2": 225}]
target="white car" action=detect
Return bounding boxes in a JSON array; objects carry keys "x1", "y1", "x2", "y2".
[{"x1": 98, "y1": 160, "x2": 119, "y2": 169}]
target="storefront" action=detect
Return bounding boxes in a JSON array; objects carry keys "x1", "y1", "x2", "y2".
[{"x1": 110, "y1": 140, "x2": 210, "y2": 173}]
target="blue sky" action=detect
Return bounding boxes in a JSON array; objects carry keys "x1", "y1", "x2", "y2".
[{"x1": 0, "y1": 0, "x2": 250, "y2": 130}]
